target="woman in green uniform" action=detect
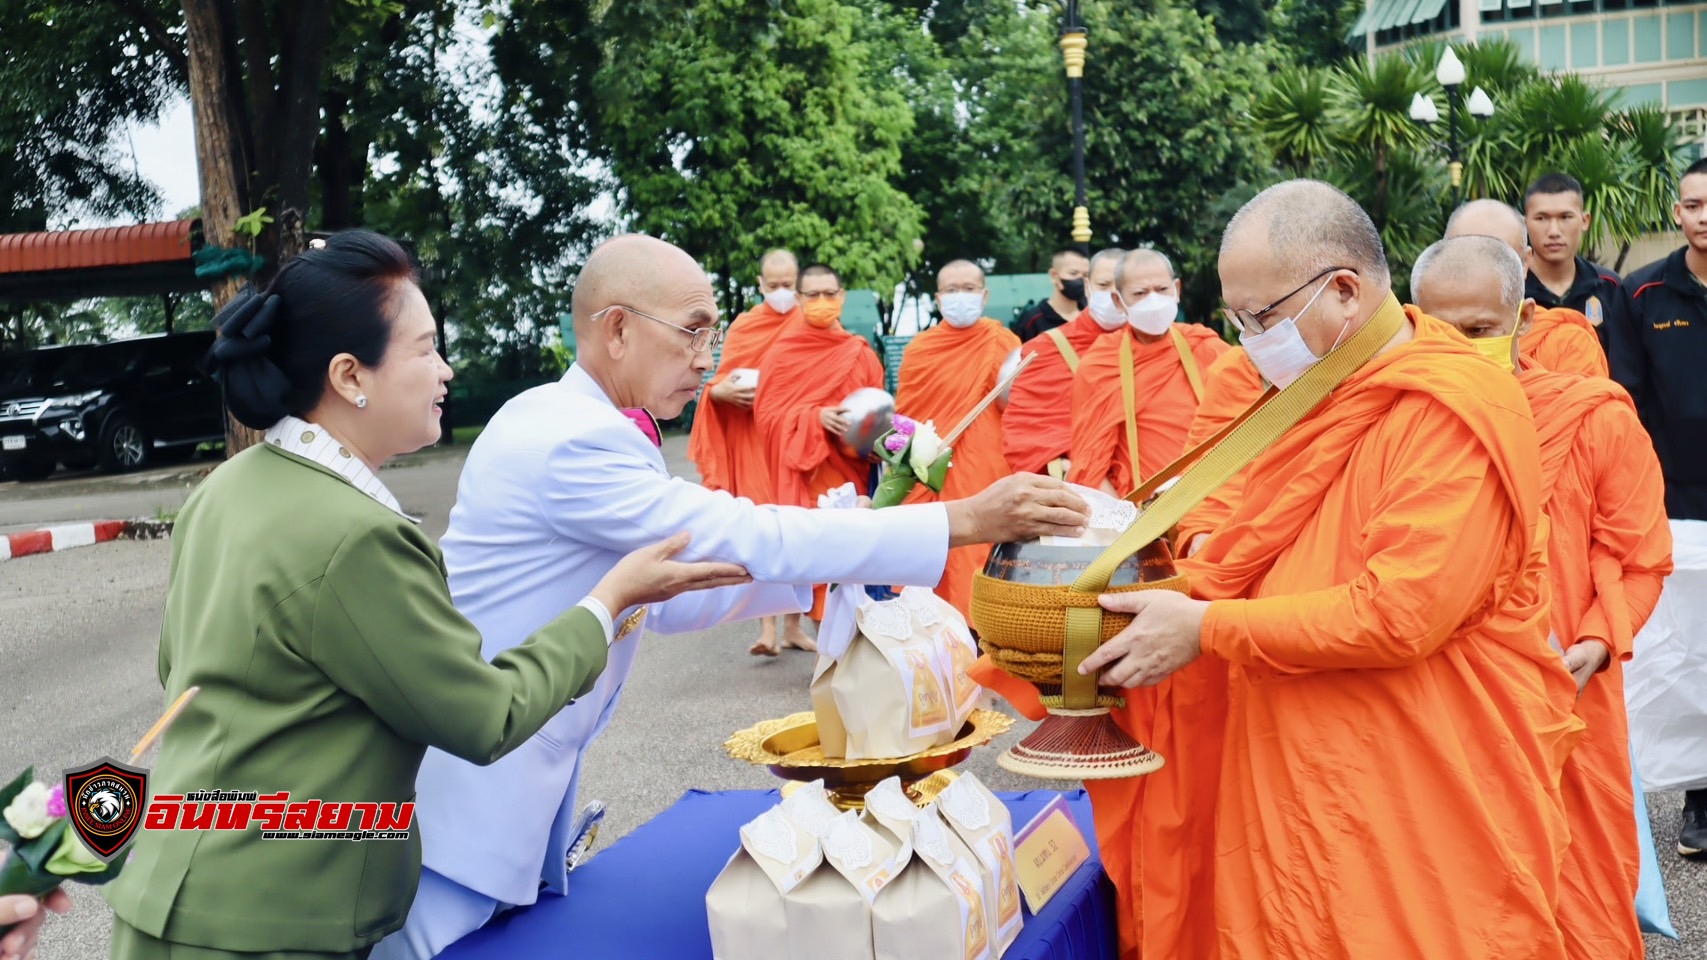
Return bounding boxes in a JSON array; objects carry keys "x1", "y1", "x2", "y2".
[{"x1": 103, "y1": 231, "x2": 748, "y2": 959}]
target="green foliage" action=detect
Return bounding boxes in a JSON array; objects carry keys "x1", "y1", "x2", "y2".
[
  {"x1": 1248, "y1": 38, "x2": 1690, "y2": 292},
  {"x1": 590, "y1": 0, "x2": 924, "y2": 314},
  {"x1": 1266, "y1": 0, "x2": 1361, "y2": 68}
]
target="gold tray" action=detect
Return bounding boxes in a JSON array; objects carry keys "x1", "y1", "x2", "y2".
[{"x1": 724, "y1": 710, "x2": 1013, "y2": 809}]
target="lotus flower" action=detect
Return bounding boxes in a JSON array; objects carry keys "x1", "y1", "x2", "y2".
[
  {"x1": 907, "y1": 421, "x2": 943, "y2": 478},
  {"x1": 3, "y1": 782, "x2": 52, "y2": 839}
]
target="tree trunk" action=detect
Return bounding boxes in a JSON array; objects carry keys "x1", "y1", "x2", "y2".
[{"x1": 183, "y1": 0, "x2": 263, "y2": 458}]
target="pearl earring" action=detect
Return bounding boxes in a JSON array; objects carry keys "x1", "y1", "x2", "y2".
[{"x1": 355, "y1": 395, "x2": 368, "y2": 409}]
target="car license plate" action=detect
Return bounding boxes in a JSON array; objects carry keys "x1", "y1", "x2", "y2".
[{"x1": 1, "y1": 436, "x2": 24, "y2": 451}]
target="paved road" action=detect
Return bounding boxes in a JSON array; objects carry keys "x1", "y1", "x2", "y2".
[{"x1": 1, "y1": 436, "x2": 1700, "y2": 958}]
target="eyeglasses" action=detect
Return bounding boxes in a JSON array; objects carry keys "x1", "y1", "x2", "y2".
[
  {"x1": 590, "y1": 304, "x2": 724, "y2": 353},
  {"x1": 799, "y1": 289, "x2": 844, "y2": 302},
  {"x1": 1222, "y1": 266, "x2": 1354, "y2": 336}
]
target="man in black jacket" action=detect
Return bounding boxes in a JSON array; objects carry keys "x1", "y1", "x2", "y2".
[
  {"x1": 1012, "y1": 248, "x2": 1089, "y2": 342},
  {"x1": 1612, "y1": 155, "x2": 1707, "y2": 861},
  {"x1": 1524, "y1": 172, "x2": 1629, "y2": 355}
]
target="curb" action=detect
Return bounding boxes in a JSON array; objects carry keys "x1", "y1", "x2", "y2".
[{"x1": 0, "y1": 519, "x2": 174, "y2": 562}]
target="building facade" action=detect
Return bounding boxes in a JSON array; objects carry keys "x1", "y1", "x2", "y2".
[{"x1": 1353, "y1": 0, "x2": 1707, "y2": 155}]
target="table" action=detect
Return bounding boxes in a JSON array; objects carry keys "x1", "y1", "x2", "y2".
[{"x1": 440, "y1": 788, "x2": 1117, "y2": 960}]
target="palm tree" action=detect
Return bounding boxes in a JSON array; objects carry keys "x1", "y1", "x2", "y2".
[
  {"x1": 1332, "y1": 53, "x2": 1431, "y2": 228},
  {"x1": 1250, "y1": 66, "x2": 1337, "y2": 176}
]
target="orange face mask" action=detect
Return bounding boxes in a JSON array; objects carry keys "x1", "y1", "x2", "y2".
[{"x1": 803, "y1": 299, "x2": 842, "y2": 329}]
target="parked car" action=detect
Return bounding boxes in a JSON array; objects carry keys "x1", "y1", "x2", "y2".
[{"x1": 0, "y1": 331, "x2": 224, "y2": 481}]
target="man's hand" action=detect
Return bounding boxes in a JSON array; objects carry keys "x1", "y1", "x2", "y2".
[
  {"x1": 591, "y1": 532, "x2": 752, "y2": 618},
  {"x1": 1561, "y1": 639, "x2": 1611, "y2": 693},
  {"x1": 1077, "y1": 590, "x2": 1208, "y2": 688},
  {"x1": 946, "y1": 474, "x2": 1089, "y2": 547},
  {"x1": 1, "y1": 890, "x2": 72, "y2": 960},
  {"x1": 820, "y1": 407, "x2": 851, "y2": 437},
  {"x1": 710, "y1": 378, "x2": 756, "y2": 409}
]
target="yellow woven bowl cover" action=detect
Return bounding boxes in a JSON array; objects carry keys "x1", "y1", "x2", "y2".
[{"x1": 969, "y1": 571, "x2": 1191, "y2": 659}]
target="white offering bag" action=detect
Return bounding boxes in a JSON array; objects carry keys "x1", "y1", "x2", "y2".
[
  {"x1": 706, "y1": 805, "x2": 822, "y2": 960},
  {"x1": 866, "y1": 777, "x2": 994, "y2": 960},
  {"x1": 1626, "y1": 519, "x2": 1707, "y2": 792},
  {"x1": 938, "y1": 773, "x2": 1024, "y2": 956}
]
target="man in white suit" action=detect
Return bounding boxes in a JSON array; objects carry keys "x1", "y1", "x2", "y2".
[{"x1": 375, "y1": 235, "x2": 1089, "y2": 959}]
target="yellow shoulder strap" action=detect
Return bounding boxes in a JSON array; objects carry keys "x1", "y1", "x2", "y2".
[
  {"x1": 1046, "y1": 326, "x2": 1080, "y2": 374},
  {"x1": 1118, "y1": 334, "x2": 1140, "y2": 496},
  {"x1": 1169, "y1": 326, "x2": 1206, "y2": 403},
  {"x1": 1058, "y1": 296, "x2": 1408, "y2": 708}
]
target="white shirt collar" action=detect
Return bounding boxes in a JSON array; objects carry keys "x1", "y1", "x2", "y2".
[
  {"x1": 560, "y1": 364, "x2": 613, "y2": 407},
  {"x1": 263, "y1": 415, "x2": 415, "y2": 523}
]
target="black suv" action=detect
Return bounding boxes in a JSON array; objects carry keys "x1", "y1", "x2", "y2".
[{"x1": 0, "y1": 332, "x2": 224, "y2": 480}]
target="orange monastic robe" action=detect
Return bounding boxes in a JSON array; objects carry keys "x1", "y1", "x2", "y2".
[
  {"x1": 1067, "y1": 324, "x2": 1230, "y2": 495},
  {"x1": 688, "y1": 301, "x2": 802, "y2": 501},
  {"x1": 894, "y1": 318, "x2": 1020, "y2": 618},
  {"x1": 754, "y1": 320, "x2": 883, "y2": 507},
  {"x1": 1002, "y1": 310, "x2": 1111, "y2": 474},
  {"x1": 1520, "y1": 367, "x2": 1672, "y2": 960},
  {"x1": 1069, "y1": 344, "x2": 1265, "y2": 960},
  {"x1": 1187, "y1": 308, "x2": 1582, "y2": 959},
  {"x1": 1177, "y1": 347, "x2": 1266, "y2": 549},
  {"x1": 1523, "y1": 307, "x2": 1608, "y2": 379}
]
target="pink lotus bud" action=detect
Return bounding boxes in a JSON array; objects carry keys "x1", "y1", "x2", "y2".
[{"x1": 45, "y1": 784, "x2": 66, "y2": 819}]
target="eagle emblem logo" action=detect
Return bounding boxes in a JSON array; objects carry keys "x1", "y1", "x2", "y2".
[{"x1": 63, "y1": 757, "x2": 149, "y2": 862}]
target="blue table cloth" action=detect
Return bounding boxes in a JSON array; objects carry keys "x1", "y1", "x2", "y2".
[{"x1": 440, "y1": 788, "x2": 1118, "y2": 960}]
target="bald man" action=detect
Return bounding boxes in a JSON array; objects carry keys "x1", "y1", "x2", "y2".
[
  {"x1": 1067, "y1": 248, "x2": 1228, "y2": 496},
  {"x1": 689, "y1": 248, "x2": 802, "y2": 652},
  {"x1": 894, "y1": 259, "x2": 1020, "y2": 617},
  {"x1": 1414, "y1": 235, "x2": 1672, "y2": 960},
  {"x1": 1078, "y1": 181, "x2": 1583, "y2": 958},
  {"x1": 1003, "y1": 247, "x2": 1125, "y2": 476},
  {"x1": 1443, "y1": 199, "x2": 1608, "y2": 378},
  {"x1": 378, "y1": 236, "x2": 1090, "y2": 960}
]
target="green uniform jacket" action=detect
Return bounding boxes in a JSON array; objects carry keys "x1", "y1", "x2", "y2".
[{"x1": 105, "y1": 442, "x2": 609, "y2": 953}]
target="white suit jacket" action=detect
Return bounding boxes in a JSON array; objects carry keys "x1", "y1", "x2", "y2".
[{"x1": 413, "y1": 364, "x2": 951, "y2": 906}]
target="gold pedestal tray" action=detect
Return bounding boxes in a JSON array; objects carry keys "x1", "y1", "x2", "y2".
[{"x1": 725, "y1": 710, "x2": 1013, "y2": 810}]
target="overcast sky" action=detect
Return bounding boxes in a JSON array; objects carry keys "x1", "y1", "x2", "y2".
[{"x1": 112, "y1": 96, "x2": 199, "y2": 224}]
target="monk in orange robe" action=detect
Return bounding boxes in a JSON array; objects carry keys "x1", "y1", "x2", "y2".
[
  {"x1": 1444, "y1": 199, "x2": 1608, "y2": 378},
  {"x1": 1413, "y1": 235, "x2": 1673, "y2": 960},
  {"x1": 1002, "y1": 248, "x2": 1126, "y2": 477},
  {"x1": 1083, "y1": 182, "x2": 1582, "y2": 960},
  {"x1": 754, "y1": 263, "x2": 883, "y2": 642},
  {"x1": 688, "y1": 248, "x2": 803, "y2": 654},
  {"x1": 1067, "y1": 249, "x2": 1229, "y2": 496},
  {"x1": 894, "y1": 260, "x2": 1020, "y2": 618}
]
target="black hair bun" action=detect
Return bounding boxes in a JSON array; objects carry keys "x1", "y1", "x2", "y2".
[{"x1": 207, "y1": 289, "x2": 292, "y2": 430}]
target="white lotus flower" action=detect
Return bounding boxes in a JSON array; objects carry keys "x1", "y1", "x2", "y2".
[
  {"x1": 4, "y1": 782, "x2": 53, "y2": 839},
  {"x1": 908, "y1": 420, "x2": 943, "y2": 477}
]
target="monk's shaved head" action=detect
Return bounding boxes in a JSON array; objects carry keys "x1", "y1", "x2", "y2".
[
  {"x1": 1413, "y1": 235, "x2": 1526, "y2": 315},
  {"x1": 1221, "y1": 180, "x2": 1390, "y2": 291},
  {"x1": 1445, "y1": 200, "x2": 1528, "y2": 258},
  {"x1": 937, "y1": 259, "x2": 985, "y2": 289},
  {"x1": 761, "y1": 248, "x2": 798, "y2": 274},
  {"x1": 570, "y1": 233, "x2": 720, "y2": 417},
  {"x1": 1116, "y1": 248, "x2": 1175, "y2": 290}
]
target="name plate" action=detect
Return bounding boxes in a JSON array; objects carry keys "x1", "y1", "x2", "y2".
[{"x1": 1013, "y1": 794, "x2": 1091, "y2": 914}]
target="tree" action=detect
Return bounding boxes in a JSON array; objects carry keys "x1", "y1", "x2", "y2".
[{"x1": 589, "y1": 0, "x2": 925, "y2": 316}]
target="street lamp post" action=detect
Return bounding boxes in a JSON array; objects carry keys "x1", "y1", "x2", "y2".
[
  {"x1": 1062, "y1": 1, "x2": 1090, "y2": 254},
  {"x1": 1410, "y1": 47, "x2": 1493, "y2": 208}
]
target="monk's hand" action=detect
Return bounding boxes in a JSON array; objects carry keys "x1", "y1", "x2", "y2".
[
  {"x1": 948, "y1": 474, "x2": 1089, "y2": 547},
  {"x1": 1561, "y1": 639, "x2": 1610, "y2": 693},
  {"x1": 1078, "y1": 590, "x2": 1208, "y2": 688},
  {"x1": 0, "y1": 889, "x2": 71, "y2": 960},
  {"x1": 820, "y1": 407, "x2": 851, "y2": 437},
  {"x1": 592, "y1": 532, "x2": 753, "y2": 616},
  {"x1": 1186, "y1": 533, "x2": 1209, "y2": 558},
  {"x1": 711, "y1": 378, "x2": 756, "y2": 409}
]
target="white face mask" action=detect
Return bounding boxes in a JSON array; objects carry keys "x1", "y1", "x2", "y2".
[
  {"x1": 1087, "y1": 290, "x2": 1125, "y2": 331},
  {"x1": 939, "y1": 292, "x2": 984, "y2": 328},
  {"x1": 764, "y1": 288, "x2": 798, "y2": 313},
  {"x1": 1238, "y1": 279, "x2": 1351, "y2": 389},
  {"x1": 1123, "y1": 293, "x2": 1178, "y2": 336}
]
